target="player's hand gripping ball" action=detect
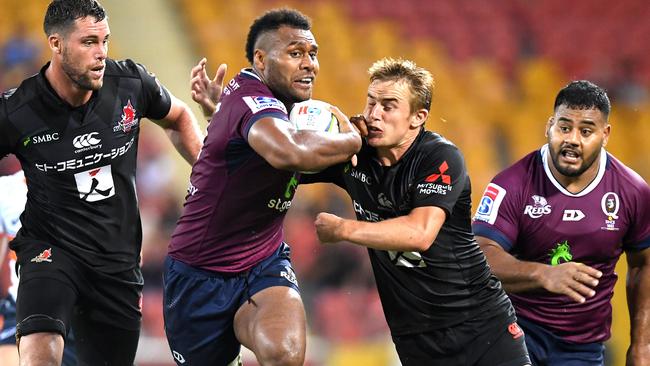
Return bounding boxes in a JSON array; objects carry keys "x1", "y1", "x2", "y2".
[{"x1": 289, "y1": 100, "x2": 339, "y2": 133}]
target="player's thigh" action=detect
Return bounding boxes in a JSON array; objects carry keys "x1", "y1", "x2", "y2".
[
  {"x1": 475, "y1": 321, "x2": 531, "y2": 366},
  {"x1": 71, "y1": 310, "x2": 139, "y2": 366},
  {"x1": 233, "y1": 242, "x2": 305, "y2": 354},
  {"x1": 163, "y1": 256, "x2": 244, "y2": 366},
  {"x1": 233, "y1": 285, "x2": 306, "y2": 355}
]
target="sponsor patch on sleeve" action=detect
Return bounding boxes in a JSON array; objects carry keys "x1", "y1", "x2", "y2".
[
  {"x1": 242, "y1": 96, "x2": 287, "y2": 115},
  {"x1": 474, "y1": 182, "x2": 506, "y2": 224}
]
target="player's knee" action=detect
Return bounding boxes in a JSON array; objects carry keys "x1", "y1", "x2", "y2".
[{"x1": 255, "y1": 335, "x2": 305, "y2": 366}]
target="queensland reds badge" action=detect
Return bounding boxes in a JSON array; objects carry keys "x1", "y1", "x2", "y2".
[
  {"x1": 600, "y1": 192, "x2": 620, "y2": 231},
  {"x1": 113, "y1": 99, "x2": 140, "y2": 133}
]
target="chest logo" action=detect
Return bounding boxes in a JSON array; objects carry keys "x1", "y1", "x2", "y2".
[
  {"x1": 73, "y1": 132, "x2": 102, "y2": 154},
  {"x1": 113, "y1": 99, "x2": 139, "y2": 133},
  {"x1": 377, "y1": 193, "x2": 393, "y2": 209},
  {"x1": 74, "y1": 165, "x2": 115, "y2": 202},
  {"x1": 549, "y1": 240, "x2": 573, "y2": 266},
  {"x1": 524, "y1": 195, "x2": 551, "y2": 219},
  {"x1": 562, "y1": 209, "x2": 585, "y2": 222},
  {"x1": 600, "y1": 192, "x2": 620, "y2": 231}
]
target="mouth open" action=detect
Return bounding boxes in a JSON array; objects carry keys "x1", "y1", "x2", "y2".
[
  {"x1": 560, "y1": 148, "x2": 580, "y2": 163},
  {"x1": 294, "y1": 76, "x2": 314, "y2": 89},
  {"x1": 90, "y1": 65, "x2": 105, "y2": 78}
]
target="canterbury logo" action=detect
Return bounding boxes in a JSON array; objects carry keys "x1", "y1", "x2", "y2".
[{"x1": 73, "y1": 132, "x2": 101, "y2": 148}]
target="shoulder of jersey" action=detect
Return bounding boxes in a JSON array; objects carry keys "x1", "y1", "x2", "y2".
[
  {"x1": 492, "y1": 149, "x2": 539, "y2": 187},
  {"x1": 606, "y1": 152, "x2": 649, "y2": 188},
  {"x1": 419, "y1": 131, "x2": 459, "y2": 154},
  {"x1": 104, "y1": 58, "x2": 142, "y2": 79}
]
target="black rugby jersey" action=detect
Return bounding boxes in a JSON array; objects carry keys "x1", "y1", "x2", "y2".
[
  {"x1": 0, "y1": 59, "x2": 171, "y2": 273},
  {"x1": 304, "y1": 129, "x2": 511, "y2": 335}
]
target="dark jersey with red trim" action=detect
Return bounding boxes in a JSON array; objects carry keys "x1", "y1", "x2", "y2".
[
  {"x1": 169, "y1": 69, "x2": 298, "y2": 273},
  {"x1": 473, "y1": 145, "x2": 650, "y2": 343},
  {"x1": 303, "y1": 129, "x2": 512, "y2": 335},
  {"x1": 0, "y1": 59, "x2": 172, "y2": 273}
]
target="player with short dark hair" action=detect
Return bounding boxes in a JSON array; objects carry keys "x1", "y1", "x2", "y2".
[
  {"x1": 303, "y1": 58, "x2": 531, "y2": 365},
  {"x1": 0, "y1": 0, "x2": 207, "y2": 364},
  {"x1": 473, "y1": 80, "x2": 650, "y2": 365},
  {"x1": 163, "y1": 8, "x2": 361, "y2": 366}
]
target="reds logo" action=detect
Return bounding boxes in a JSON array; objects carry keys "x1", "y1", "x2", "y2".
[{"x1": 113, "y1": 100, "x2": 139, "y2": 133}]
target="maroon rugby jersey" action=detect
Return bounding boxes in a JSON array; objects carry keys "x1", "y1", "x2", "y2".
[
  {"x1": 169, "y1": 69, "x2": 298, "y2": 273},
  {"x1": 473, "y1": 144, "x2": 650, "y2": 343}
]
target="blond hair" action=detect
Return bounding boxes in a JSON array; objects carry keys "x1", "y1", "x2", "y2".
[{"x1": 368, "y1": 58, "x2": 434, "y2": 113}]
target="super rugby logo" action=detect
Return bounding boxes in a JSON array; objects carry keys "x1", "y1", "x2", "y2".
[
  {"x1": 524, "y1": 195, "x2": 551, "y2": 219},
  {"x1": 113, "y1": 100, "x2": 140, "y2": 133},
  {"x1": 242, "y1": 96, "x2": 287, "y2": 114},
  {"x1": 474, "y1": 183, "x2": 506, "y2": 224}
]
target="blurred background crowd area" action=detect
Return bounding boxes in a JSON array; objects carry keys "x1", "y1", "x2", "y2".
[{"x1": 1, "y1": 0, "x2": 649, "y2": 365}]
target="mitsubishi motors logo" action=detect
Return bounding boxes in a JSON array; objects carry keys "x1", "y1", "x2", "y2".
[{"x1": 425, "y1": 161, "x2": 451, "y2": 184}]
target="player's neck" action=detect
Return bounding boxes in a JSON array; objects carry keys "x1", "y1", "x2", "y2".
[
  {"x1": 45, "y1": 61, "x2": 93, "y2": 107},
  {"x1": 549, "y1": 156, "x2": 601, "y2": 194}
]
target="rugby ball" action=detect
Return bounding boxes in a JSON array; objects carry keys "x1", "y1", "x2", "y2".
[{"x1": 289, "y1": 100, "x2": 339, "y2": 133}]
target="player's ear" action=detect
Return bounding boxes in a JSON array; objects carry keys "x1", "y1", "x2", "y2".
[
  {"x1": 602, "y1": 123, "x2": 611, "y2": 147},
  {"x1": 48, "y1": 34, "x2": 62, "y2": 54},
  {"x1": 544, "y1": 116, "x2": 553, "y2": 137},
  {"x1": 410, "y1": 109, "x2": 428, "y2": 128},
  {"x1": 253, "y1": 49, "x2": 265, "y2": 72}
]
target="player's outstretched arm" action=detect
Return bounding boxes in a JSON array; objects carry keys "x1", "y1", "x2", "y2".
[
  {"x1": 153, "y1": 94, "x2": 204, "y2": 165},
  {"x1": 248, "y1": 106, "x2": 361, "y2": 172},
  {"x1": 190, "y1": 58, "x2": 227, "y2": 119},
  {"x1": 625, "y1": 247, "x2": 650, "y2": 366},
  {"x1": 315, "y1": 206, "x2": 444, "y2": 252},
  {"x1": 476, "y1": 236, "x2": 602, "y2": 303}
]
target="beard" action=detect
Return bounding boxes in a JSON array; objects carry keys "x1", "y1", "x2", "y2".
[
  {"x1": 61, "y1": 47, "x2": 102, "y2": 91},
  {"x1": 549, "y1": 144, "x2": 601, "y2": 177}
]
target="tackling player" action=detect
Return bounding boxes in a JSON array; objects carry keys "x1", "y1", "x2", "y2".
[{"x1": 304, "y1": 58, "x2": 531, "y2": 365}]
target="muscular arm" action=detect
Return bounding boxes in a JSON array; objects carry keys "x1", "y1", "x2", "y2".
[
  {"x1": 152, "y1": 95, "x2": 204, "y2": 165},
  {"x1": 248, "y1": 107, "x2": 361, "y2": 172},
  {"x1": 315, "y1": 206, "x2": 445, "y2": 252},
  {"x1": 626, "y1": 248, "x2": 650, "y2": 365},
  {"x1": 476, "y1": 236, "x2": 602, "y2": 303}
]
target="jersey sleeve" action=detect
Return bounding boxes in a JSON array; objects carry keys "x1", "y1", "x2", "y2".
[
  {"x1": 238, "y1": 95, "x2": 289, "y2": 140},
  {"x1": 472, "y1": 177, "x2": 522, "y2": 252},
  {"x1": 411, "y1": 144, "x2": 466, "y2": 215},
  {"x1": 623, "y1": 179, "x2": 650, "y2": 252},
  {"x1": 134, "y1": 63, "x2": 173, "y2": 120}
]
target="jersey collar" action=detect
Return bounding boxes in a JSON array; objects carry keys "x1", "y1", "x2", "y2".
[
  {"x1": 241, "y1": 68, "x2": 262, "y2": 81},
  {"x1": 540, "y1": 143, "x2": 607, "y2": 197}
]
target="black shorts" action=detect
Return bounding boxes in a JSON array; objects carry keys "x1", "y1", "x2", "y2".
[
  {"x1": 13, "y1": 239, "x2": 143, "y2": 365},
  {"x1": 392, "y1": 305, "x2": 531, "y2": 366}
]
